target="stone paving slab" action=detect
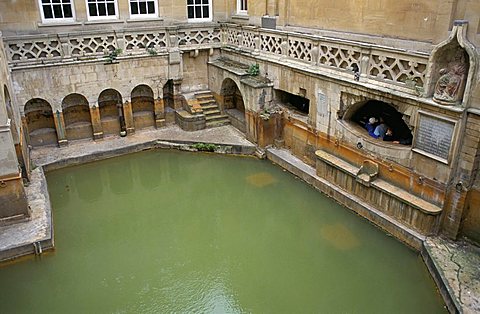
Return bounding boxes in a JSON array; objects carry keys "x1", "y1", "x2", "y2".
[
  {"x1": 423, "y1": 237, "x2": 480, "y2": 314},
  {"x1": 32, "y1": 125, "x2": 256, "y2": 167}
]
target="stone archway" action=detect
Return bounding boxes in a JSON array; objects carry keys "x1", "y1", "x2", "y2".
[
  {"x1": 221, "y1": 78, "x2": 246, "y2": 133},
  {"x1": 98, "y1": 89, "x2": 123, "y2": 136},
  {"x1": 24, "y1": 98, "x2": 58, "y2": 147},
  {"x1": 131, "y1": 85, "x2": 155, "y2": 130},
  {"x1": 348, "y1": 100, "x2": 413, "y2": 145},
  {"x1": 62, "y1": 93, "x2": 93, "y2": 141}
]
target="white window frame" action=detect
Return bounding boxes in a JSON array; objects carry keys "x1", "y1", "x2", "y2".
[
  {"x1": 187, "y1": 0, "x2": 213, "y2": 22},
  {"x1": 236, "y1": 0, "x2": 247, "y2": 15},
  {"x1": 85, "y1": 0, "x2": 119, "y2": 21},
  {"x1": 38, "y1": 0, "x2": 76, "y2": 23},
  {"x1": 128, "y1": 0, "x2": 158, "y2": 19}
]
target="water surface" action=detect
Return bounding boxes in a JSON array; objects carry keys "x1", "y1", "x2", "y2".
[{"x1": 0, "y1": 150, "x2": 445, "y2": 313}]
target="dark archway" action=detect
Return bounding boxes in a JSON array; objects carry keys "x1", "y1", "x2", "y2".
[
  {"x1": 62, "y1": 93, "x2": 93, "y2": 141},
  {"x1": 221, "y1": 78, "x2": 246, "y2": 133},
  {"x1": 24, "y1": 98, "x2": 57, "y2": 147},
  {"x1": 98, "y1": 89, "x2": 122, "y2": 136},
  {"x1": 131, "y1": 85, "x2": 155, "y2": 130},
  {"x1": 350, "y1": 100, "x2": 413, "y2": 144},
  {"x1": 163, "y1": 80, "x2": 174, "y2": 109}
]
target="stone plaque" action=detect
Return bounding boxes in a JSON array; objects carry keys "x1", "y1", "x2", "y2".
[
  {"x1": 414, "y1": 113, "x2": 455, "y2": 161},
  {"x1": 317, "y1": 91, "x2": 327, "y2": 118}
]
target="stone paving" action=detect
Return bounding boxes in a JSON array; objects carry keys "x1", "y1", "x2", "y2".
[{"x1": 424, "y1": 237, "x2": 480, "y2": 314}]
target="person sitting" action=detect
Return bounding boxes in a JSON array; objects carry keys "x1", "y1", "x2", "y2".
[
  {"x1": 365, "y1": 117, "x2": 377, "y2": 137},
  {"x1": 383, "y1": 127, "x2": 398, "y2": 143},
  {"x1": 373, "y1": 117, "x2": 387, "y2": 139}
]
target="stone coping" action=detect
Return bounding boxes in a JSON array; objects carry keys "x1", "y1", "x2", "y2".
[{"x1": 315, "y1": 149, "x2": 442, "y2": 215}]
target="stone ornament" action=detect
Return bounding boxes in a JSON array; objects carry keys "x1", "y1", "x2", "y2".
[{"x1": 433, "y1": 51, "x2": 467, "y2": 105}]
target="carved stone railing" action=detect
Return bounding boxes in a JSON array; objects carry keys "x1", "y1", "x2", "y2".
[
  {"x1": 223, "y1": 24, "x2": 429, "y2": 95},
  {"x1": 4, "y1": 25, "x2": 222, "y2": 66}
]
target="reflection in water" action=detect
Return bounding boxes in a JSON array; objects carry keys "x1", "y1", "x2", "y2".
[
  {"x1": 107, "y1": 160, "x2": 133, "y2": 195},
  {"x1": 76, "y1": 167, "x2": 104, "y2": 202},
  {"x1": 246, "y1": 172, "x2": 277, "y2": 187},
  {"x1": 320, "y1": 223, "x2": 360, "y2": 250}
]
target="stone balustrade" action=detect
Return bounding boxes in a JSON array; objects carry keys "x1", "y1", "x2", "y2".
[
  {"x1": 223, "y1": 24, "x2": 430, "y2": 95},
  {"x1": 3, "y1": 25, "x2": 222, "y2": 66}
]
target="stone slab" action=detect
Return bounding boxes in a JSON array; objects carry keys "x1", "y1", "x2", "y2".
[{"x1": 423, "y1": 237, "x2": 480, "y2": 314}]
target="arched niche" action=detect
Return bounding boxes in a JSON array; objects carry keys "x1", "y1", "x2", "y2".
[
  {"x1": 347, "y1": 100, "x2": 413, "y2": 145},
  {"x1": 62, "y1": 93, "x2": 93, "y2": 141},
  {"x1": 425, "y1": 21, "x2": 477, "y2": 107},
  {"x1": 24, "y1": 98, "x2": 58, "y2": 147},
  {"x1": 221, "y1": 78, "x2": 246, "y2": 133},
  {"x1": 98, "y1": 89, "x2": 122, "y2": 136},
  {"x1": 131, "y1": 84, "x2": 155, "y2": 130}
]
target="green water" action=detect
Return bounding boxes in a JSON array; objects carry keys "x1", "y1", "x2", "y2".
[{"x1": 0, "y1": 150, "x2": 445, "y2": 313}]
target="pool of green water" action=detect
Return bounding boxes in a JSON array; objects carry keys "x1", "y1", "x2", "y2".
[{"x1": 0, "y1": 150, "x2": 445, "y2": 313}]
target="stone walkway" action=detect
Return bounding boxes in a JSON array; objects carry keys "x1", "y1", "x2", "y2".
[
  {"x1": 32, "y1": 125, "x2": 255, "y2": 167},
  {"x1": 424, "y1": 237, "x2": 480, "y2": 314}
]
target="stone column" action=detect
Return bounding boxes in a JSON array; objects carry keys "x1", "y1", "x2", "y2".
[
  {"x1": 154, "y1": 98, "x2": 165, "y2": 128},
  {"x1": 54, "y1": 110, "x2": 68, "y2": 147},
  {"x1": 123, "y1": 101, "x2": 135, "y2": 135},
  {"x1": 90, "y1": 104, "x2": 103, "y2": 140},
  {"x1": 173, "y1": 79, "x2": 183, "y2": 110}
]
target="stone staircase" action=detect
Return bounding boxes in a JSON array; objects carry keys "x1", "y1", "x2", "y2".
[{"x1": 195, "y1": 91, "x2": 230, "y2": 128}]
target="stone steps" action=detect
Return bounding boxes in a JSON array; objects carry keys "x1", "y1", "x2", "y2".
[{"x1": 194, "y1": 90, "x2": 230, "y2": 129}]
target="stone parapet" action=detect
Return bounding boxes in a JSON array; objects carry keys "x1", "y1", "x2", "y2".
[{"x1": 175, "y1": 110, "x2": 206, "y2": 131}]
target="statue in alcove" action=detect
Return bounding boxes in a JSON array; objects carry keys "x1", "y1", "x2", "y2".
[{"x1": 433, "y1": 50, "x2": 467, "y2": 105}]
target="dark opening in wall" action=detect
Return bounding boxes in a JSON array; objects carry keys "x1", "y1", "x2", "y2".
[
  {"x1": 351, "y1": 100, "x2": 413, "y2": 145},
  {"x1": 275, "y1": 89, "x2": 310, "y2": 114}
]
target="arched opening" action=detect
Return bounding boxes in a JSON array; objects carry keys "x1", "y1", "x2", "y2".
[
  {"x1": 24, "y1": 98, "x2": 57, "y2": 147},
  {"x1": 131, "y1": 85, "x2": 155, "y2": 130},
  {"x1": 163, "y1": 80, "x2": 174, "y2": 109},
  {"x1": 349, "y1": 100, "x2": 413, "y2": 145},
  {"x1": 221, "y1": 78, "x2": 246, "y2": 133},
  {"x1": 62, "y1": 93, "x2": 93, "y2": 141},
  {"x1": 274, "y1": 89, "x2": 310, "y2": 115},
  {"x1": 4, "y1": 86, "x2": 19, "y2": 141},
  {"x1": 98, "y1": 89, "x2": 122, "y2": 136}
]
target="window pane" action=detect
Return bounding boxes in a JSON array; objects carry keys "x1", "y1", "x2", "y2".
[
  {"x1": 139, "y1": 2, "x2": 147, "y2": 14},
  {"x1": 195, "y1": 0, "x2": 201, "y2": 4},
  {"x1": 43, "y1": 5, "x2": 53, "y2": 18},
  {"x1": 187, "y1": 6, "x2": 194, "y2": 18},
  {"x1": 203, "y1": 5, "x2": 209, "y2": 18},
  {"x1": 195, "y1": 5, "x2": 201, "y2": 18},
  {"x1": 52, "y1": 0, "x2": 61, "y2": 3},
  {"x1": 98, "y1": 3, "x2": 106, "y2": 16},
  {"x1": 42, "y1": 0, "x2": 50, "y2": 3},
  {"x1": 202, "y1": 0, "x2": 209, "y2": 4},
  {"x1": 147, "y1": 2, "x2": 154, "y2": 14},
  {"x1": 63, "y1": 4, "x2": 72, "y2": 17},
  {"x1": 131, "y1": 3, "x2": 138, "y2": 14},
  {"x1": 187, "y1": 0, "x2": 193, "y2": 4},
  {"x1": 53, "y1": 4, "x2": 63, "y2": 18},
  {"x1": 107, "y1": 3, "x2": 115, "y2": 15}
]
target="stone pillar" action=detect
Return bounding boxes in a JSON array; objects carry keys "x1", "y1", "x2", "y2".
[
  {"x1": 90, "y1": 104, "x2": 103, "y2": 140},
  {"x1": 54, "y1": 110, "x2": 68, "y2": 147},
  {"x1": 154, "y1": 98, "x2": 165, "y2": 128},
  {"x1": 123, "y1": 101, "x2": 135, "y2": 135},
  {"x1": 173, "y1": 79, "x2": 183, "y2": 110}
]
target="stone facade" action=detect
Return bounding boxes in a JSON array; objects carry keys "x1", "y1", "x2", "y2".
[{"x1": 0, "y1": 1, "x2": 479, "y2": 245}]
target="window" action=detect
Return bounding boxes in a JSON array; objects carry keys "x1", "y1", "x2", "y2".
[
  {"x1": 86, "y1": 0, "x2": 118, "y2": 20},
  {"x1": 237, "y1": 0, "x2": 247, "y2": 15},
  {"x1": 187, "y1": 0, "x2": 212, "y2": 22},
  {"x1": 129, "y1": 0, "x2": 157, "y2": 18},
  {"x1": 39, "y1": 0, "x2": 75, "y2": 22}
]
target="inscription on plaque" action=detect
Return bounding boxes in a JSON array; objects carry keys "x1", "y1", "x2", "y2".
[
  {"x1": 414, "y1": 113, "x2": 455, "y2": 161},
  {"x1": 317, "y1": 91, "x2": 327, "y2": 118}
]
